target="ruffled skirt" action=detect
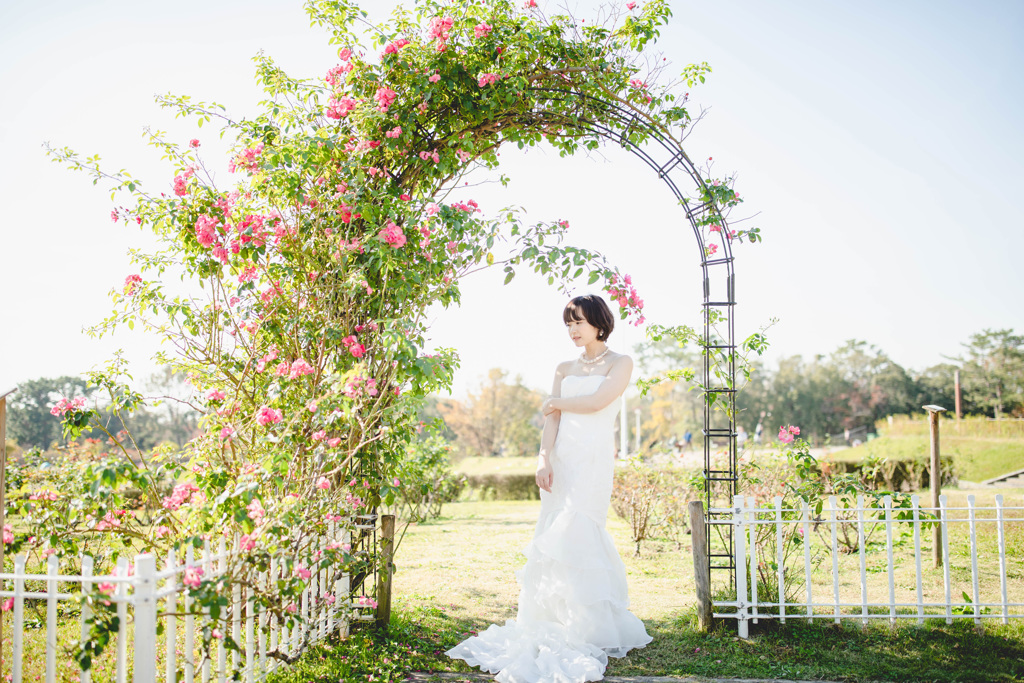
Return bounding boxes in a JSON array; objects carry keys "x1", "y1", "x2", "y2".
[{"x1": 446, "y1": 506, "x2": 651, "y2": 682}]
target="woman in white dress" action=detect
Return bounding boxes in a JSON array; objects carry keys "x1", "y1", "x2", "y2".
[{"x1": 447, "y1": 295, "x2": 652, "y2": 683}]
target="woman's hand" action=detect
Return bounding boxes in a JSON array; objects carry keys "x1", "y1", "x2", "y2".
[
  {"x1": 535, "y1": 457, "x2": 553, "y2": 492},
  {"x1": 541, "y1": 397, "x2": 560, "y2": 417}
]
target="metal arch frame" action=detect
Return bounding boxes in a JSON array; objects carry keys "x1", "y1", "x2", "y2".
[{"x1": 522, "y1": 88, "x2": 741, "y2": 585}]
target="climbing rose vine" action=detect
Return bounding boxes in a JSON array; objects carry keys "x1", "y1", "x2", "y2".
[{"x1": 34, "y1": 0, "x2": 756, "y2": 668}]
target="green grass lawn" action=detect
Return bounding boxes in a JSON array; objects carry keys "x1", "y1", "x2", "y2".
[
  {"x1": 269, "y1": 494, "x2": 1024, "y2": 682},
  {"x1": 829, "y1": 434, "x2": 1024, "y2": 482},
  {"x1": 11, "y1": 494, "x2": 1023, "y2": 682}
]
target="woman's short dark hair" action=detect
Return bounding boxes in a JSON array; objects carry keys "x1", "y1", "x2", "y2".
[{"x1": 563, "y1": 295, "x2": 615, "y2": 341}]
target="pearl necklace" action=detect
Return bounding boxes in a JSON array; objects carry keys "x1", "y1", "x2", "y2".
[{"x1": 579, "y1": 347, "x2": 610, "y2": 365}]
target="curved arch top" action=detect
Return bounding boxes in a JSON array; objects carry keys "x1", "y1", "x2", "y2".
[{"x1": 523, "y1": 87, "x2": 740, "y2": 582}]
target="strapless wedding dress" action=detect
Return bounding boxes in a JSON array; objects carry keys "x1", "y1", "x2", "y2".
[{"x1": 446, "y1": 374, "x2": 652, "y2": 682}]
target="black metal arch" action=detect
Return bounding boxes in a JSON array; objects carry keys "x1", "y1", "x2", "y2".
[{"x1": 524, "y1": 88, "x2": 740, "y2": 585}]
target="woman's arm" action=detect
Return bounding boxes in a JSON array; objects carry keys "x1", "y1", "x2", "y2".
[
  {"x1": 542, "y1": 355, "x2": 633, "y2": 415},
  {"x1": 535, "y1": 363, "x2": 567, "y2": 492}
]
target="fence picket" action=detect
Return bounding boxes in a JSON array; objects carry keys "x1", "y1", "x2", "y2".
[
  {"x1": 856, "y1": 495, "x2": 867, "y2": 626},
  {"x1": 940, "y1": 494, "x2": 952, "y2": 624},
  {"x1": 997, "y1": 494, "x2": 1009, "y2": 625},
  {"x1": 968, "y1": 495, "x2": 980, "y2": 624},
  {"x1": 269, "y1": 558, "x2": 279, "y2": 665},
  {"x1": 46, "y1": 554, "x2": 58, "y2": 683},
  {"x1": 12, "y1": 554, "x2": 24, "y2": 683},
  {"x1": 232, "y1": 577, "x2": 242, "y2": 675},
  {"x1": 134, "y1": 555, "x2": 158, "y2": 683},
  {"x1": 246, "y1": 587, "x2": 255, "y2": 683},
  {"x1": 202, "y1": 541, "x2": 212, "y2": 683},
  {"x1": 733, "y1": 495, "x2": 749, "y2": 639},
  {"x1": 258, "y1": 567, "x2": 268, "y2": 676},
  {"x1": 116, "y1": 557, "x2": 129, "y2": 683},
  {"x1": 185, "y1": 545, "x2": 196, "y2": 683},
  {"x1": 829, "y1": 496, "x2": 840, "y2": 623},
  {"x1": 912, "y1": 495, "x2": 923, "y2": 625},
  {"x1": 80, "y1": 555, "x2": 93, "y2": 683},
  {"x1": 801, "y1": 500, "x2": 813, "y2": 621},
  {"x1": 884, "y1": 496, "x2": 895, "y2": 624},
  {"x1": 339, "y1": 529, "x2": 351, "y2": 638},
  {"x1": 748, "y1": 499, "x2": 758, "y2": 625},
  {"x1": 327, "y1": 521, "x2": 337, "y2": 635},
  {"x1": 218, "y1": 537, "x2": 227, "y2": 683},
  {"x1": 774, "y1": 497, "x2": 785, "y2": 623},
  {"x1": 166, "y1": 551, "x2": 177, "y2": 683}
]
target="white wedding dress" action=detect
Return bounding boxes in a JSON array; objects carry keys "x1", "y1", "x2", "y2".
[{"x1": 447, "y1": 374, "x2": 652, "y2": 683}]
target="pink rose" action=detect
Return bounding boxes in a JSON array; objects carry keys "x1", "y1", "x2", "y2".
[
  {"x1": 316, "y1": 476, "x2": 331, "y2": 490},
  {"x1": 474, "y1": 22, "x2": 493, "y2": 39},
  {"x1": 428, "y1": 73, "x2": 441, "y2": 83},
  {"x1": 123, "y1": 274, "x2": 143, "y2": 295},
  {"x1": 477, "y1": 72, "x2": 500, "y2": 87},
  {"x1": 183, "y1": 566, "x2": 204, "y2": 589},
  {"x1": 246, "y1": 499, "x2": 266, "y2": 521},
  {"x1": 256, "y1": 406, "x2": 283, "y2": 427},
  {"x1": 382, "y1": 38, "x2": 410, "y2": 55},
  {"x1": 374, "y1": 87, "x2": 397, "y2": 112},
  {"x1": 428, "y1": 16, "x2": 454, "y2": 41},
  {"x1": 379, "y1": 221, "x2": 407, "y2": 248},
  {"x1": 326, "y1": 95, "x2": 358, "y2": 120},
  {"x1": 289, "y1": 358, "x2": 315, "y2": 379}
]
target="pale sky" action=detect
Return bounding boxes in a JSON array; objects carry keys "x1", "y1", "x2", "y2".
[{"x1": 1, "y1": 0, "x2": 1022, "y2": 399}]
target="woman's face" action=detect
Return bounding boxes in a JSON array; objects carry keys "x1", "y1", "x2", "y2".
[{"x1": 566, "y1": 316, "x2": 600, "y2": 347}]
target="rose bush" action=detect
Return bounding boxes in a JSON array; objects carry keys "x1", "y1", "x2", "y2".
[{"x1": 32, "y1": 0, "x2": 754, "y2": 670}]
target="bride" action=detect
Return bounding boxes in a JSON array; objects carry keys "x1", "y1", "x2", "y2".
[{"x1": 446, "y1": 294, "x2": 652, "y2": 683}]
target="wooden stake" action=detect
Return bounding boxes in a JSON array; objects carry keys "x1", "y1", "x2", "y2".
[
  {"x1": 688, "y1": 500, "x2": 713, "y2": 631},
  {"x1": 375, "y1": 514, "x2": 395, "y2": 631},
  {"x1": 924, "y1": 406, "x2": 945, "y2": 568}
]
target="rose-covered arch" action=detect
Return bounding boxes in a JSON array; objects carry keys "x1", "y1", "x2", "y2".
[{"x1": 38, "y1": 0, "x2": 757, "y2": 662}]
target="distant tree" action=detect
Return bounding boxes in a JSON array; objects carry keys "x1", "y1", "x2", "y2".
[
  {"x1": 134, "y1": 367, "x2": 201, "y2": 447},
  {"x1": 634, "y1": 337, "x2": 703, "y2": 448},
  {"x1": 6, "y1": 376, "x2": 93, "y2": 449},
  {"x1": 956, "y1": 329, "x2": 1024, "y2": 418},
  {"x1": 437, "y1": 369, "x2": 543, "y2": 459},
  {"x1": 911, "y1": 363, "x2": 959, "y2": 414},
  {"x1": 829, "y1": 340, "x2": 916, "y2": 426}
]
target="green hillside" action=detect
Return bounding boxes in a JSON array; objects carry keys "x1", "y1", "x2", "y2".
[{"x1": 829, "y1": 434, "x2": 1023, "y2": 483}]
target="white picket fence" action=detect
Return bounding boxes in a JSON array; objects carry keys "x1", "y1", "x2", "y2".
[
  {"x1": 712, "y1": 493, "x2": 1023, "y2": 637},
  {"x1": 0, "y1": 521, "x2": 376, "y2": 683}
]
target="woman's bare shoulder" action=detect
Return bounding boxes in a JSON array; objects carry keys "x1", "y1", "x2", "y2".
[
  {"x1": 554, "y1": 359, "x2": 577, "y2": 375},
  {"x1": 608, "y1": 352, "x2": 633, "y2": 367}
]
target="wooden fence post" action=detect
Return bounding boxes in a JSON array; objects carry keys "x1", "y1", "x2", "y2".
[
  {"x1": 375, "y1": 514, "x2": 395, "y2": 630},
  {"x1": 924, "y1": 405, "x2": 945, "y2": 568},
  {"x1": 688, "y1": 500, "x2": 713, "y2": 631}
]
